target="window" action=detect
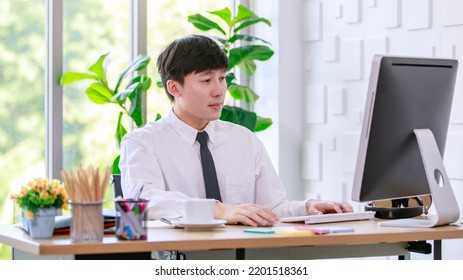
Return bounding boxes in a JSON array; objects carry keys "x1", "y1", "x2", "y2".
[
  {"x1": 0, "y1": 0, "x2": 46, "y2": 260},
  {"x1": 0, "y1": 0, "x2": 231, "y2": 260}
]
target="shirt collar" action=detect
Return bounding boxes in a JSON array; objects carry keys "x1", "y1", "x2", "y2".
[{"x1": 167, "y1": 109, "x2": 217, "y2": 145}]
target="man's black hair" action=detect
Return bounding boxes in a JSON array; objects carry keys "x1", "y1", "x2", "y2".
[{"x1": 157, "y1": 34, "x2": 229, "y2": 102}]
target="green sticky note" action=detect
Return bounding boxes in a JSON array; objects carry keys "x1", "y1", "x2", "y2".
[{"x1": 244, "y1": 228, "x2": 275, "y2": 234}]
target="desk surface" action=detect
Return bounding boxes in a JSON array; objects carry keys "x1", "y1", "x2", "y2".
[{"x1": 1, "y1": 219, "x2": 463, "y2": 256}]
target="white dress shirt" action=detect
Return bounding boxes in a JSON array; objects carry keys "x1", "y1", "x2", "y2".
[{"x1": 119, "y1": 110, "x2": 308, "y2": 220}]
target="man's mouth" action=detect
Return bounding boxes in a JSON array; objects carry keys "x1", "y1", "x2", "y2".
[{"x1": 209, "y1": 103, "x2": 223, "y2": 110}]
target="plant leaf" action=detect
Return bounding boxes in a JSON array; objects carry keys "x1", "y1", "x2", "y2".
[
  {"x1": 231, "y1": 4, "x2": 255, "y2": 25},
  {"x1": 112, "y1": 155, "x2": 121, "y2": 175},
  {"x1": 88, "y1": 52, "x2": 110, "y2": 83},
  {"x1": 187, "y1": 14, "x2": 226, "y2": 35},
  {"x1": 115, "y1": 112, "x2": 127, "y2": 147},
  {"x1": 210, "y1": 35, "x2": 228, "y2": 48},
  {"x1": 226, "y1": 72, "x2": 237, "y2": 87},
  {"x1": 234, "y1": 17, "x2": 271, "y2": 33},
  {"x1": 85, "y1": 82, "x2": 113, "y2": 104},
  {"x1": 127, "y1": 75, "x2": 152, "y2": 126},
  {"x1": 255, "y1": 116, "x2": 273, "y2": 132},
  {"x1": 228, "y1": 45, "x2": 274, "y2": 75},
  {"x1": 220, "y1": 105, "x2": 256, "y2": 131},
  {"x1": 128, "y1": 85, "x2": 143, "y2": 127},
  {"x1": 115, "y1": 55, "x2": 150, "y2": 93},
  {"x1": 229, "y1": 34, "x2": 271, "y2": 45},
  {"x1": 60, "y1": 72, "x2": 98, "y2": 86},
  {"x1": 119, "y1": 55, "x2": 150, "y2": 80},
  {"x1": 228, "y1": 84, "x2": 259, "y2": 104},
  {"x1": 154, "y1": 113, "x2": 162, "y2": 121},
  {"x1": 113, "y1": 75, "x2": 152, "y2": 102},
  {"x1": 239, "y1": 59, "x2": 257, "y2": 76},
  {"x1": 111, "y1": 82, "x2": 138, "y2": 102},
  {"x1": 209, "y1": 7, "x2": 232, "y2": 26}
]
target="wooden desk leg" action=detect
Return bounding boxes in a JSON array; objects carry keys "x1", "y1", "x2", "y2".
[
  {"x1": 434, "y1": 240, "x2": 442, "y2": 260},
  {"x1": 236, "y1": 248, "x2": 245, "y2": 260}
]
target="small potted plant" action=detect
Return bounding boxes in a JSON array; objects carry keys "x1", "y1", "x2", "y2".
[{"x1": 10, "y1": 178, "x2": 69, "y2": 239}]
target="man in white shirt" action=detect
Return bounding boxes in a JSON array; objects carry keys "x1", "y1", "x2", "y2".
[{"x1": 120, "y1": 34, "x2": 352, "y2": 226}]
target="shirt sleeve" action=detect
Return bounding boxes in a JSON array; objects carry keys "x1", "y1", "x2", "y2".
[
  {"x1": 119, "y1": 132, "x2": 189, "y2": 220},
  {"x1": 254, "y1": 140, "x2": 309, "y2": 218}
]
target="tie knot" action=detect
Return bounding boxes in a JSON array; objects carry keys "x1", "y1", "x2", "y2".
[{"x1": 196, "y1": 131, "x2": 209, "y2": 145}]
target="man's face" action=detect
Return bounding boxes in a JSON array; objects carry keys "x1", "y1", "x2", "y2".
[{"x1": 169, "y1": 69, "x2": 227, "y2": 130}]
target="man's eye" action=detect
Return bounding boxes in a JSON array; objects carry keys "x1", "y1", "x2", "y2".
[{"x1": 201, "y1": 79, "x2": 210, "y2": 83}]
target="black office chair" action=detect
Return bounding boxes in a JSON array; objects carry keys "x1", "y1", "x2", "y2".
[{"x1": 112, "y1": 174, "x2": 123, "y2": 198}]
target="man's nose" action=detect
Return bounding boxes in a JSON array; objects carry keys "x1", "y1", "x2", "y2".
[{"x1": 212, "y1": 79, "x2": 226, "y2": 96}]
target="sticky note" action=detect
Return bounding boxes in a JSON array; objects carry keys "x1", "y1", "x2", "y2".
[
  {"x1": 321, "y1": 226, "x2": 354, "y2": 233},
  {"x1": 295, "y1": 226, "x2": 330, "y2": 234},
  {"x1": 275, "y1": 229, "x2": 316, "y2": 237},
  {"x1": 244, "y1": 228, "x2": 275, "y2": 234}
]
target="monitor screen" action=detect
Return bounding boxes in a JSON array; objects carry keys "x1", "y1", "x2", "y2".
[{"x1": 352, "y1": 55, "x2": 458, "y2": 203}]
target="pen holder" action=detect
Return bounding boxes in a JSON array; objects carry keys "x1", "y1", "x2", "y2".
[
  {"x1": 115, "y1": 198, "x2": 149, "y2": 240},
  {"x1": 70, "y1": 201, "x2": 104, "y2": 243}
]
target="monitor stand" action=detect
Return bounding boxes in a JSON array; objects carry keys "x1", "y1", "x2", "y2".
[{"x1": 378, "y1": 129, "x2": 460, "y2": 228}]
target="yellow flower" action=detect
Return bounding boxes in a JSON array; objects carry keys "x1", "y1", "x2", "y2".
[
  {"x1": 40, "y1": 191, "x2": 49, "y2": 200},
  {"x1": 51, "y1": 179, "x2": 60, "y2": 187},
  {"x1": 19, "y1": 186, "x2": 27, "y2": 196},
  {"x1": 11, "y1": 177, "x2": 68, "y2": 215},
  {"x1": 34, "y1": 177, "x2": 42, "y2": 186},
  {"x1": 26, "y1": 210, "x2": 34, "y2": 219}
]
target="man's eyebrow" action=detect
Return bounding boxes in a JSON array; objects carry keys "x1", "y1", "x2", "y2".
[
  {"x1": 197, "y1": 69, "x2": 227, "y2": 76},
  {"x1": 197, "y1": 70, "x2": 213, "y2": 76}
]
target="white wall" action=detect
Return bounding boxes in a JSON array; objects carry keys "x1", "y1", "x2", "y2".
[{"x1": 253, "y1": 0, "x2": 463, "y2": 260}]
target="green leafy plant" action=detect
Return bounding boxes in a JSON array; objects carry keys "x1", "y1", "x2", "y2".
[
  {"x1": 60, "y1": 53, "x2": 153, "y2": 174},
  {"x1": 188, "y1": 4, "x2": 274, "y2": 132}
]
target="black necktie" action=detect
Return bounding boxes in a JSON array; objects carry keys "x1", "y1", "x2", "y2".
[{"x1": 196, "y1": 131, "x2": 222, "y2": 201}]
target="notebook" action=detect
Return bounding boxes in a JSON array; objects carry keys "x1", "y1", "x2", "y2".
[{"x1": 279, "y1": 211, "x2": 375, "y2": 224}]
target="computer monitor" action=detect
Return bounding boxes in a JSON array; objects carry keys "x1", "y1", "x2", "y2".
[{"x1": 352, "y1": 55, "x2": 460, "y2": 227}]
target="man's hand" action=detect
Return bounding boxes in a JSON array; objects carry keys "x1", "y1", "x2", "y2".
[
  {"x1": 215, "y1": 203, "x2": 278, "y2": 227},
  {"x1": 305, "y1": 200, "x2": 353, "y2": 215}
]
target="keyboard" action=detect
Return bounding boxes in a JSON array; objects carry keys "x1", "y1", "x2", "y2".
[{"x1": 279, "y1": 211, "x2": 375, "y2": 224}]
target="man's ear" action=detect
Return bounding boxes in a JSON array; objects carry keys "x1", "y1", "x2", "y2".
[{"x1": 166, "y1": 80, "x2": 181, "y2": 99}]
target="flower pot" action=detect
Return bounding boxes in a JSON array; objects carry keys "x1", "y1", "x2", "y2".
[{"x1": 23, "y1": 208, "x2": 58, "y2": 239}]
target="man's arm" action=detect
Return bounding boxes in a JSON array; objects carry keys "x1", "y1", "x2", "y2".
[{"x1": 119, "y1": 133, "x2": 189, "y2": 220}]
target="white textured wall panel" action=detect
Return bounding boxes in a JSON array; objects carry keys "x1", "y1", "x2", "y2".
[
  {"x1": 340, "y1": 132, "x2": 360, "y2": 174},
  {"x1": 450, "y1": 79, "x2": 463, "y2": 124},
  {"x1": 305, "y1": 85, "x2": 327, "y2": 124},
  {"x1": 324, "y1": 34, "x2": 340, "y2": 62},
  {"x1": 329, "y1": 87, "x2": 346, "y2": 115},
  {"x1": 302, "y1": 141, "x2": 322, "y2": 180},
  {"x1": 444, "y1": 134, "x2": 463, "y2": 180},
  {"x1": 344, "y1": 0, "x2": 361, "y2": 24},
  {"x1": 341, "y1": 39, "x2": 363, "y2": 80},
  {"x1": 442, "y1": 44, "x2": 456, "y2": 59},
  {"x1": 403, "y1": 0, "x2": 431, "y2": 30},
  {"x1": 302, "y1": 1, "x2": 322, "y2": 42},
  {"x1": 383, "y1": 0, "x2": 401, "y2": 29},
  {"x1": 364, "y1": 36, "x2": 389, "y2": 77},
  {"x1": 442, "y1": 0, "x2": 463, "y2": 27}
]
